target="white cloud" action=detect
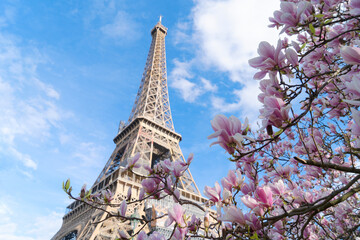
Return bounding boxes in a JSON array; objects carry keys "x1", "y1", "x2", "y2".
[
  {"x1": 172, "y1": 78, "x2": 202, "y2": 102},
  {"x1": 59, "y1": 132, "x2": 73, "y2": 145},
  {"x1": 26, "y1": 211, "x2": 63, "y2": 240},
  {"x1": 0, "y1": 83, "x2": 62, "y2": 145},
  {"x1": 73, "y1": 142, "x2": 106, "y2": 167},
  {"x1": 173, "y1": 21, "x2": 192, "y2": 46},
  {"x1": 33, "y1": 78, "x2": 60, "y2": 100},
  {"x1": 211, "y1": 81, "x2": 262, "y2": 124},
  {"x1": 101, "y1": 11, "x2": 139, "y2": 40},
  {"x1": 0, "y1": 200, "x2": 30, "y2": 240},
  {"x1": 63, "y1": 141, "x2": 108, "y2": 184},
  {"x1": 192, "y1": 0, "x2": 280, "y2": 82},
  {"x1": 0, "y1": 5, "x2": 16, "y2": 29},
  {"x1": 56, "y1": 132, "x2": 111, "y2": 184},
  {"x1": 200, "y1": 77, "x2": 217, "y2": 92},
  {"x1": 170, "y1": 59, "x2": 218, "y2": 102},
  {"x1": 171, "y1": 0, "x2": 279, "y2": 119},
  {"x1": 0, "y1": 31, "x2": 64, "y2": 170},
  {"x1": 8, "y1": 147, "x2": 37, "y2": 170},
  {"x1": 0, "y1": 199, "x2": 62, "y2": 240}
]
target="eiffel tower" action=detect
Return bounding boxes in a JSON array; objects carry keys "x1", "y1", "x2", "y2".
[{"x1": 52, "y1": 18, "x2": 207, "y2": 240}]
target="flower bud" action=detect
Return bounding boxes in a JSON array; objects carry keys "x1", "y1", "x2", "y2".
[
  {"x1": 80, "y1": 184, "x2": 86, "y2": 199},
  {"x1": 204, "y1": 212, "x2": 210, "y2": 229},
  {"x1": 127, "y1": 187, "x2": 132, "y2": 200}
]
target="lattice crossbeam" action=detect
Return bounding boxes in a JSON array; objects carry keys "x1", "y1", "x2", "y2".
[
  {"x1": 128, "y1": 21, "x2": 174, "y2": 131},
  {"x1": 52, "y1": 20, "x2": 204, "y2": 240}
]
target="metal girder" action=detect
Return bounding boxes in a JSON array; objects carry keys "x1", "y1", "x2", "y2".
[
  {"x1": 128, "y1": 21, "x2": 174, "y2": 131},
  {"x1": 52, "y1": 20, "x2": 205, "y2": 240}
]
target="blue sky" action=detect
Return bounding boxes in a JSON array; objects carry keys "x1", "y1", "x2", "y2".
[{"x1": 0, "y1": 0, "x2": 280, "y2": 239}]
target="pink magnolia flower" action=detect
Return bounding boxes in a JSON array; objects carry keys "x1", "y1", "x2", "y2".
[
  {"x1": 222, "y1": 188, "x2": 232, "y2": 204},
  {"x1": 136, "y1": 231, "x2": 166, "y2": 240},
  {"x1": 165, "y1": 203, "x2": 185, "y2": 227},
  {"x1": 141, "y1": 178, "x2": 158, "y2": 195},
  {"x1": 260, "y1": 96, "x2": 291, "y2": 128},
  {"x1": 241, "y1": 195, "x2": 265, "y2": 216},
  {"x1": 249, "y1": 40, "x2": 286, "y2": 79},
  {"x1": 285, "y1": 48, "x2": 299, "y2": 66},
  {"x1": 350, "y1": 0, "x2": 360, "y2": 15},
  {"x1": 187, "y1": 214, "x2": 201, "y2": 232},
  {"x1": 118, "y1": 200, "x2": 127, "y2": 217},
  {"x1": 172, "y1": 228, "x2": 187, "y2": 240},
  {"x1": 118, "y1": 230, "x2": 130, "y2": 239},
  {"x1": 221, "y1": 205, "x2": 246, "y2": 225},
  {"x1": 269, "y1": 1, "x2": 314, "y2": 33},
  {"x1": 186, "y1": 153, "x2": 194, "y2": 165},
  {"x1": 139, "y1": 188, "x2": 145, "y2": 200},
  {"x1": 351, "y1": 108, "x2": 360, "y2": 136},
  {"x1": 204, "y1": 182, "x2": 222, "y2": 203},
  {"x1": 270, "y1": 179, "x2": 286, "y2": 195},
  {"x1": 241, "y1": 182, "x2": 256, "y2": 195},
  {"x1": 291, "y1": 40, "x2": 300, "y2": 52},
  {"x1": 344, "y1": 75, "x2": 360, "y2": 101},
  {"x1": 101, "y1": 189, "x2": 114, "y2": 203},
  {"x1": 244, "y1": 213, "x2": 261, "y2": 231},
  {"x1": 173, "y1": 189, "x2": 180, "y2": 202},
  {"x1": 258, "y1": 74, "x2": 282, "y2": 104},
  {"x1": 255, "y1": 186, "x2": 273, "y2": 208},
  {"x1": 165, "y1": 176, "x2": 173, "y2": 191},
  {"x1": 270, "y1": 165, "x2": 292, "y2": 179},
  {"x1": 143, "y1": 164, "x2": 153, "y2": 174},
  {"x1": 340, "y1": 46, "x2": 360, "y2": 65},
  {"x1": 221, "y1": 169, "x2": 245, "y2": 191},
  {"x1": 124, "y1": 153, "x2": 141, "y2": 171},
  {"x1": 241, "y1": 195, "x2": 259, "y2": 209},
  {"x1": 137, "y1": 231, "x2": 148, "y2": 240},
  {"x1": 77, "y1": 185, "x2": 95, "y2": 201},
  {"x1": 159, "y1": 159, "x2": 172, "y2": 173},
  {"x1": 171, "y1": 161, "x2": 187, "y2": 178},
  {"x1": 127, "y1": 187, "x2": 132, "y2": 200},
  {"x1": 147, "y1": 232, "x2": 166, "y2": 240},
  {"x1": 208, "y1": 114, "x2": 250, "y2": 154}
]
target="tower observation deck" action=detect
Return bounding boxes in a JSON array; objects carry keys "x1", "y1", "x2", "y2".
[{"x1": 52, "y1": 18, "x2": 207, "y2": 240}]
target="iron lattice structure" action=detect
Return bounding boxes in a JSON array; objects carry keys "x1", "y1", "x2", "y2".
[
  {"x1": 52, "y1": 19, "x2": 206, "y2": 240},
  {"x1": 128, "y1": 21, "x2": 174, "y2": 131}
]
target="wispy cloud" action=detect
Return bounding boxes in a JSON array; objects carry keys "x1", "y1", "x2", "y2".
[
  {"x1": 191, "y1": 0, "x2": 279, "y2": 81},
  {"x1": 211, "y1": 81, "x2": 262, "y2": 123},
  {"x1": 7, "y1": 147, "x2": 37, "y2": 170},
  {"x1": 0, "y1": 4, "x2": 16, "y2": 28},
  {"x1": 171, "y1": 0, "x2": 279, "y2": 121},
  {"x1": 0, "y1": 198, "x2": 62, "y2": 240},
  {"x1": 86, "y1": 0, "x2": 141, "y2": 42},
  {"x1": 33, "y1": 78, "x2": 60, "y2": 100},
  {"x1": 26, "y1": 211, "x2": 63, "y2": 240},
  {"x1": 0, "y1": 30, "x2": 64, "y2": 171},
  {"x1": 101, "y1": 10, "x2": 140, "y2": 41},
  {"x1": 170, "y1": 59, "x2": 217, "y2": 103},
  {"x1": 0, "y1": 198, "x2": 31, "y2": 240},
  {"x1": 73, "y1": 142, "x2": 106, "y2": 168},
  {"x1": 56, "y1": 141, "x2": 109, "y2": 185}
]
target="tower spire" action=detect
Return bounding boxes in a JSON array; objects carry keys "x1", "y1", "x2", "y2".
[{"x1": 128, "y1": 19, "x2": 173, "y2": 130}]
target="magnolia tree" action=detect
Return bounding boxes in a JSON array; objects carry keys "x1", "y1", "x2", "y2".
[{"x1": 64, "y1": 0, "x2": 360, "y2": 239}]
